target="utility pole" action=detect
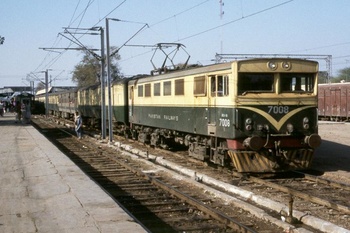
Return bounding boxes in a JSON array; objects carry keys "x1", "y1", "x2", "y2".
[
  {"x1": 106, "y1": 18, "x2": 113, "y2": 143},
  {"x1": 45, "y1": 69, "x2": 49, "y2": 118},
  {"x1": 100, "y1": 27, "x2": 106, "y2": 140},
  {"x1": 42, "y1": 27, "x2": 107, "y2": 139},
  {"x1": 219, "y1": 0, "x2": 224, "y2": 54}
]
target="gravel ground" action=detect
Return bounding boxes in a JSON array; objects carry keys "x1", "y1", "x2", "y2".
[{"x1": 312, "y1": 122, "x2": 350, "y2": 185}]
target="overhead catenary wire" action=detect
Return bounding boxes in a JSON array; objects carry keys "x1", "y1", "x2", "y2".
[
  {"x1": 32, "y1": 0, "x2": 350, "y2": 83},
  {"x1": 176, "y1": 0, "x2": 295, "y2": 42}
]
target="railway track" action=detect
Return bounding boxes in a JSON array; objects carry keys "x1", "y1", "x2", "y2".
[
  {"x1": 31, "y1": 116, "x2": 288, "y2": 233},
  {"x1": 32, "y1": 115, "x2": 350, "y2": 232},
  {"x1": 156, "y1": 150, "x2": 350, "y2": 232},
  {"x1": 236, "y1": 171, "x2": 350, "y2": 228},
  {"x1": 146, "y1": 155, "x2": 350, "y2": 232}
]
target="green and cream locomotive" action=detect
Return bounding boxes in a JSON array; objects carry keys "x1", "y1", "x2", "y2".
[{"x1": 128, "y1": 58, "x2": 321, "y2": 172}]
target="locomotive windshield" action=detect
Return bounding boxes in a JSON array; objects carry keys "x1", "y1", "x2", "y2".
[
  {"x1": 238, "y1": 72, "x2": 315, "y2": 95},
  {"x1": 237, "y1": 73, "x2": 274, "y2": 95},
  {"x1": 280, "y1": 73, "x2": 314, "y2": 93}
]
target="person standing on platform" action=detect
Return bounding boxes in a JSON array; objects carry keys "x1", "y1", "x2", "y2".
[
  {"x1": 0, "y1": 101, "x2": 4, "y2": 117},
  {"x1": 75, "y1": 111, "x2": 83, "y2": 139},
  {"x1": 23, "y1": 100, "x2": 31, "y2": 124},
  {"x1": 15, "y1": 101, "x2": 22, "y2": 123}
]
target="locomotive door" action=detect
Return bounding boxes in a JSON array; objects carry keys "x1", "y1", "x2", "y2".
[
  {"x1": 207, "y1": 75, "x2": 217, "y2": 136},
  {"x1": 129, "y1": 86, "x2": 134, "y2": 119}
]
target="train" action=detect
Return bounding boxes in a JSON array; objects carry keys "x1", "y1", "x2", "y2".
[
  {"x1": 36, "y1": 58, "x2": 322, "y2": 173},
  {"x1": 318, "y1": 82, "x2": 350, "y2": 121}
]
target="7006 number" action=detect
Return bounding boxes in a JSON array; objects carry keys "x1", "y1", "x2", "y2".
[{"x1": 268, "y1": 106, "x2": 289, "y2": 114}]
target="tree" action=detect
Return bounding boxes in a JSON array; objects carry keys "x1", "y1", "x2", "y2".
[
  {"x1": 333, "y1": 67, "x2": 350, "y2": 83},
  {"x1": 72, "y1": 47, "x2": 122, "y2": 88},
  {"x1": 36, "y1": 81, "x2": 46, "y2": 91},
  {"x1": 318, "y1": 71, "x2": 330, "y2": 84},
  {"x1": 0, "y1": 36, "x2": 5, "y2": 45}
]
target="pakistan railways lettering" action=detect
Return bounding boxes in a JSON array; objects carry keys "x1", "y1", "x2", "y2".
[{"x1": 148, "y1": 113, "x2": 178, "y2": 121}]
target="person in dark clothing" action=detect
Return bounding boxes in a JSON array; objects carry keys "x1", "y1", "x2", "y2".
[{"x1": 74, "y1": 111, "x2": 83, "y2": 139}]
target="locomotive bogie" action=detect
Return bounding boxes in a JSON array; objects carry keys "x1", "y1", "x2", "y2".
[{"x1": 227, "y1": 148, "x2": 314, "y2": 173}]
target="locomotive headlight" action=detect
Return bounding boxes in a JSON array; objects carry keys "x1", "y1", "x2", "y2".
[
  {"x1": 287, "y1": 123, "x2": 294, "y2": 133},
  {"x1": 282, "y1": 61, "x2": 292, "y2": 70},
  {"x1": 267, "y1": 61, "x2": 277, "y2": 70},
  {"x1": 245, "y1": 118, "x2": 252, "y2": 125},
  {"x1": 303, "y1": 117, "x2": 309, "y2": 129},
  {"x1": 245, "y1": 118, "x2": 253, "y2": 131}
]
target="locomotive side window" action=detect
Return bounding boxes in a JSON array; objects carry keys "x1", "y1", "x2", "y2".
[
  {"x1": 163, "y1": 81, "x2": 171, "y2": 96},
  {"x1": 154, "y1": 82, "x2": 161, "y2": 96},
  {"x1": 238, "y1": 73, "x2": 274, "y2": 95},
  {"x1": 137, "y1": 85, "x2": 143, "y2": 97},
  {"x1": 280, "y1": 73, "x2": 314, "y2": 93},
  {"x1": 210, "y1": 76, "x2": 216, "y2": 96},
  {"x1": 145, "y1": 83, "x2": 151, "y2": 97},
  {"x1": 194, "y1": 76, "x2": 206, "y2": 96},
  {"x1": 175, "y1": 79, "x2": 184, "y2": 95}
]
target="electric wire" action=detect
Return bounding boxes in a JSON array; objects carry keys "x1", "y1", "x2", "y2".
[
  {"x1": 32, "y1": 0, "x2": 350, "y2": 83},
  {"x1": 176, "y1": 0, "x2": 295, "y2": 42}
]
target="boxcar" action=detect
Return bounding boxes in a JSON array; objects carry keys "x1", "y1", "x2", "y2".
[{"x1": 318, "y1": 82, "x2": 350, "y2": 121}]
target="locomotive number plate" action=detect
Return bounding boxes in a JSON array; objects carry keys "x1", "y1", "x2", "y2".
[{"x1": 267, "y1": 106, "x2": 289, "y2": 114}]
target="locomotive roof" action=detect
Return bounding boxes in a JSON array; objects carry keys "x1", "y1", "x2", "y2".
[
  {"x1": 129, "y1": 62, "x2": 232, "y2": 84},
  {"x1": 129, "y1": 58, "x2": 318, "y2": 84}
]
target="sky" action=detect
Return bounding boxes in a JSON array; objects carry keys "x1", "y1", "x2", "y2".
[{"x1": 1, "y1": 0, "x2": 350, "y2": 88}]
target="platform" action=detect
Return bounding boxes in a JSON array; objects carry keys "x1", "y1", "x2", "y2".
[{"x1": 0, "y1": 112, "x2": 148, "y2": 233}]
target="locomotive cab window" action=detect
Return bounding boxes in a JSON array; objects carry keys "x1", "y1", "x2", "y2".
[
  {"x1": 280, "y1": 73, "x2": 314, "y2": 93},
  {"x1": 238, "y1": 73, "x2": 274, "y2": 95},
  {"x1": 211, "y1": 75, "x2": 229, "y2": 97}
]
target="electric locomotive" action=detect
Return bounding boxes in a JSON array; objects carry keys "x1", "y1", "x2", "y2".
[
  {"x1": 35, "y1": 58, "x2": 322, "y2": 173},
  {"x1": 128, "y1": 58, "x2": 321, "y2": 172}
]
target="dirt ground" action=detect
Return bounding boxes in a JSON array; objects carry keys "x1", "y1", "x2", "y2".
[{"x1": 312, "y1": 122, "x2": 350, "y2": 185}]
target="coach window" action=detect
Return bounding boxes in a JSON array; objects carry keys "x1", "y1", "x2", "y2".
[
  {"x1": 145, "y1": 83, "x2": 151, "y2": 97},
  {"x1": 175, "y1": 79, "x2": 184, "y2": 95},
  {"x1": 194, "y1": 76, "x2": 206, "y2": 96},
  {"x1": 154, "y1": 82, "x2": 161, "y2": 96},
  {"x1": 138, "y1": 85, "x2": 143, "y2": 97},
  {"x1": 163, "y1": 81, "x2": 171, "y2": 96}
]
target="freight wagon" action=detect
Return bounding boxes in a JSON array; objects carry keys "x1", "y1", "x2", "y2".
[{"x1": 318, "y1": 82, "x2": 350, "y2": 121}]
